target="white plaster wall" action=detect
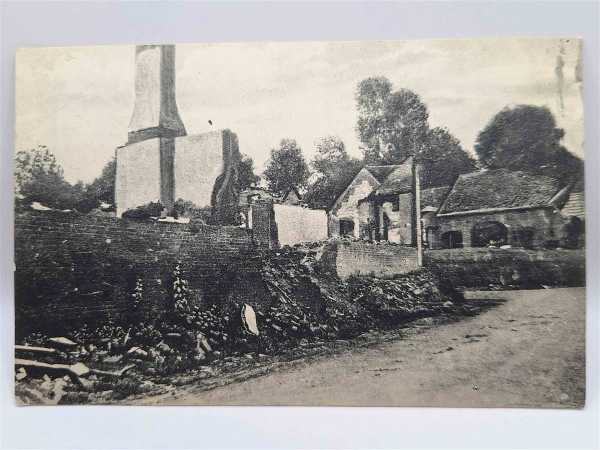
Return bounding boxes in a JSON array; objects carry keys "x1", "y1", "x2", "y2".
[
  {"x1": 173, "y1": 131, "x2": 224, "y2": 208},
  {"x1": 332, "y1": 172, "x2": 378, "y2": 237},
  {"x1": 115, "y1": 138, "x2": 162, "y2": 217},
  {"x1": 274, "y1": 204, "x2": 328, "y2": 246}
]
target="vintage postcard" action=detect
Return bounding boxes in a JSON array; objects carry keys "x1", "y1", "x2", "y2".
[{"x1": 14, "y1": 38, "x2": 585, "y2": 407}]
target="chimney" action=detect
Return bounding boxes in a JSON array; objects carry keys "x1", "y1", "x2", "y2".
[{"x1": 127, "y1": 45, "x2": 187, "y2": 144}]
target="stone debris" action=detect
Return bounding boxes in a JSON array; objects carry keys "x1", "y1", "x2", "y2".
[
  {"x1": 126, "y1": 347, "x2": 149, "y2": 359},
  {"x1": 15, "y1": 345, "x2": 59, "y2": 356},
  {"x1": 15, "y1": 367, "x2": 27, "y2": 381},
  {"x1": 14, "y1": 243, "x2": 468, "y2": 405},
  {"x1": 48, "y1": 337, "x2": 78, "y2": 349}
]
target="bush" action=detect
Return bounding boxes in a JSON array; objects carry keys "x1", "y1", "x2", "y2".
[
  {"x1": 171, "y1": 198, "x2": 212, "y2": 222},
  {"x1": 122, "y1": 202, "x2": 164, "y2": 220}
]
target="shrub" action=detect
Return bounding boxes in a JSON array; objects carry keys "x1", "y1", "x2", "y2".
[
  {"x1": 171, "y1": 199, "x2": 212, "y2": 222},
  {"x1": 122, "y1": 201, "x2": 164, "y2": 220}
]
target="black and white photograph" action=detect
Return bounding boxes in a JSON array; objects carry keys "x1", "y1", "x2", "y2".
[{"x1": 13, "y1": 37, "x2": 586, "y2": 408}]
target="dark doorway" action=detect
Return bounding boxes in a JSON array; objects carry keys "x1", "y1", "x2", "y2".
[
  {"x1": 441, "y1": 230, "x2": 463, "y2": 249},
  {"x1": 339, "y1": 219, "x2": 355, "y2": 237},
  {"x1": 382, "y1": 213, "x2": 390, "y2": 241},
  {"x1": 472, "y1": 221, "x2": 508, "y2": 247},
  {"x1": 563, "y1": 216, "x2": 584, "y2": 249},
  {"x1": 514, "y1": 227, "x2": 536, "y2": 249}
]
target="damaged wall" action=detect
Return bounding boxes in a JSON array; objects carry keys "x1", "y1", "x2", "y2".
[{"x1": 14, "y1": 211, "x2": 263, "y2": 336}]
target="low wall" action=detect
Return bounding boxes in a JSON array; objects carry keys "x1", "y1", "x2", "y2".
[
  {"x1": 14, "y1": 211, "x2": 263, "y2": 337},
  {"x1": 424, "y1": 247, "x2": 585, "y2": 288},
  {"x1": 322, "y1": 241, "x2": 419, "y2": 279}
]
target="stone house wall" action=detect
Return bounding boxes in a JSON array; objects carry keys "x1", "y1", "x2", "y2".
[{"x1": 429, "y1": 207, "x2": 566, "y2": 249}]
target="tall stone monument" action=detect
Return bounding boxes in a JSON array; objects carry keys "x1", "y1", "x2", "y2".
[{"x1": 115, "y1": 44, "x2": 240, "y2": 224}]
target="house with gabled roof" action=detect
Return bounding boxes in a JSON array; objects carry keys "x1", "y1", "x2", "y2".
[{"x1": 329, "y1": 157, "x2": 445, "y2": 245}]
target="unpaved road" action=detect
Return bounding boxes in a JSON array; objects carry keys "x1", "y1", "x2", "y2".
[{"x1": 141, "y1": 288, "x2": 585, "y2": 408}]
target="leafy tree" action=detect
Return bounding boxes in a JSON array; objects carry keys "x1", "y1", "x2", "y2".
[
  {"x1": 304, "y1": 136, "x2": 362, "y2": 209},
  {"x1": 237, "y1": 154, "x2": 260, "y2": 191},
  {"x1": 356, "y1": 78, "x2": 429, "y2": 164},
  {"x1": 263, "y1": 139, "x2": 310, "y2": 196},
  {"x1": 84, "y1": 158, "x2": 116, "y2": 207},
  {"x1": 475, "y1": 105, "x2": 582, "y2": 183},
  {"x1": 356, "y1": 77, "x2": 393, "y2": 162},
  {"x1": 15, "y1": 146, "x2": 82, "y2": 210},
  {"x1": 418, "y1": 127, "x2": 478, "y2": 188}
]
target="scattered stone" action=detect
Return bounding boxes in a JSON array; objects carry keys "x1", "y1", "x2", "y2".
[
  {"x1": 443, "y1": 301, "x2": 454, "y2": 308},
  {"x1": 127, "y1": 347, "x2": 148, "y2": 359},
  {"x1": 103, "y1": 355, "x2": 123, "y2": 364},
  {"x1": 196, "y1": 332, "x2": 212, "y2": 353},
  {"x1": 99, "y1": 390, "x2": 114, "y2": 401},
  {"x1": 48, "y1": 337, "x2": 78, "y2": 349},
  {"x1": 157, "y1": 342, "x2": 171, "y2": 353},
  {"x1": 15, "y1": 367, "x2": 27, "y2": 381},
  {"x1": 559, "y1": 393, "x2": 569, "y2": 402},
  {"x1": 242, "y1": 304, "x2": 260, "y2": 336},
  {"x1": 70, "y1": 362, "x2": 90, "y2": 377},
  {"x1": 15, "y1": 345, "x2": 58, "y2": 356},
  {"x1": 166, "y1": 332, "x2": 182, "y2": 339}
]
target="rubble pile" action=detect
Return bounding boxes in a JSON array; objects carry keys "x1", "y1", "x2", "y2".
[
  {"x1": 256, "y1": 244, "x2": 454, "y2": 349},
  {"x1": 15, "y1": 244, "x2": 463, "y2": 404}
]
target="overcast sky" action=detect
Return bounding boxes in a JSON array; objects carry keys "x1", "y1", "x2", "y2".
[{"x1": 16, "y1": 38, "x2": 583, "y2": 184}]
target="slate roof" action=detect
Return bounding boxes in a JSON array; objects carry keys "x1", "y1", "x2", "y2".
[
  {"x1": 438, "y1": 169, "x2": 564, "y2": 216},
  {"x1": 420, "y1": 185, "x2": 451, "y2": 211},
  {"x1": 372, "y1": 157, "x2": 414, "y2": 196}
]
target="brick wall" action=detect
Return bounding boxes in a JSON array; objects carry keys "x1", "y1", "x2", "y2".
[
  {"x1": 424, "y1": 247, "x2": 585, "y2": 288},
  {"x1": 14, "y1": 211, "x2": 263, "y2": 337},
  {"x1": 322, "y1": 241, "x2": 419, "y2": 279}
]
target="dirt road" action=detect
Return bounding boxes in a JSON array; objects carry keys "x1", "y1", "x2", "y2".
[{"x1": 142, "y1": 288, "x2": 585, "y2": 408}]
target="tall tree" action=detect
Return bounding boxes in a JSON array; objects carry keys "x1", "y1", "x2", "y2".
[
  {"x1": 237, "y1": 154, "x2": 260, "y2": 191},
  {"x1": 475, "y1": 105, "x2": 582, "y2": 183},
  {"x1": 263, "y1": 139, "x2": 310, "y2": 196},
  {"x1": 356, "y1": 77, "x2": 393, "y2": 162},
  {"x1": 356, "y1": 77, "x2": 429, "y2": 164},
  {"x1": 304, "y1": 136, "x2": 362, "y2": 209},
  {"x1": 418, "y1": 127, "x2": 478, "y2": 188}
]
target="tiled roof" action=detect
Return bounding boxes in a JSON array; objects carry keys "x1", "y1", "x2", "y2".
[
  {"x1": 364, "y1": 165, "x2": 402, "y2": 183},
  {"x1": 372, "y1": 158, "x2": 414, "y2": 196},
  {"x1": 420, "y1": 185, "x2": 451, "y2": 211},
  {"x1": 561, "y1": 192, "x2": 585, "y2": 219},
  {"x1": 438, "y1": 169, "x2": 563, "y2": 215}
]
